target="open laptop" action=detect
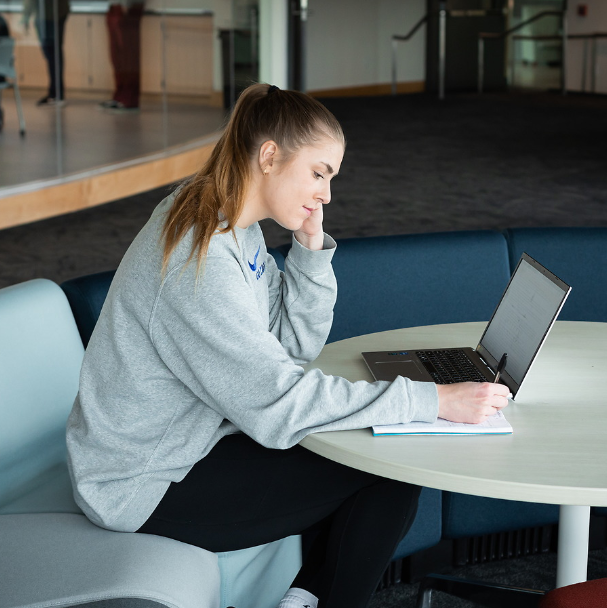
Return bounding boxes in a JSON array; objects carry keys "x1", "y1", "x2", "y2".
[{"x1": 362, "y1": 253, "x2": 571, "y2": 398}]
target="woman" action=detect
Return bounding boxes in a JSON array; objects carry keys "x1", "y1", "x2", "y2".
[{"x1": 67, "y1": 84, "x2": 508, "y2": 608}]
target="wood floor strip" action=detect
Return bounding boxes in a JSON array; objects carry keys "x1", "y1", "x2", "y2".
[{"x1": 0, "y1": 136, "x2": 220, "y2": 230}]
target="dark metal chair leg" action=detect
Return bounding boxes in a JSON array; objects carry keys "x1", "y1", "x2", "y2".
[{"x1": 414, "y1": 573, "x2": 546, "y2": 608}]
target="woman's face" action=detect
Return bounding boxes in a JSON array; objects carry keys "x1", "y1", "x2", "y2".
[{"x1": 259, "y1": 136, "x2": 344, "y2": 231}]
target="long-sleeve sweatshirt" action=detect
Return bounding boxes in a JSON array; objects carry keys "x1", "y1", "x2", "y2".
[{"x1": 66, "y1": 193, "x2": 439, "y2": 533}]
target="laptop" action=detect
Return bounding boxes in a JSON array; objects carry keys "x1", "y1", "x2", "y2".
[{"x1": 362, "y1": 253, "x2": 571, "y2": 399}]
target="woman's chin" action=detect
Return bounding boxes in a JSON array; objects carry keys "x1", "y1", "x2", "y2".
[{"x1": 273, "y1": 218, "x2": 304, "y2": 232}]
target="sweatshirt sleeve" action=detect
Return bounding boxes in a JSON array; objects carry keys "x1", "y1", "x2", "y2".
[
  {"x1": 267, "y1": 233, "x2": 337, "y2": 365},
  {"x1": 149, "y1": 254, "x2": 438, "y2": 450}
]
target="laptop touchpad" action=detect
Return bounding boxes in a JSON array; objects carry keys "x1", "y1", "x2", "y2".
[{"x1": 373, "y1": 360, "x2": 428, "y2": 382}]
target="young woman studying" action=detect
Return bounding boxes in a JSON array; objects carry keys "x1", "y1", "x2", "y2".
[{"x1": 66, "y1": 84, "x2": 509, "y2": 608}]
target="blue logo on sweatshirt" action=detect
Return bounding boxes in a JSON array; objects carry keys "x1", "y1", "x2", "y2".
[{"x1": 248, "y1": 245, "x2": 265, "y2": 280}]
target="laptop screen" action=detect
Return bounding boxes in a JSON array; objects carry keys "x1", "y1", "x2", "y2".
[{"x1": 476, "y1": 253, "x2": 571, "y2": 395}]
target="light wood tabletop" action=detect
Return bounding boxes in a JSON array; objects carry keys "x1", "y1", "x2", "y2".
[{"x1": 301, "y1": 321, "x2": 607, "y2": 586}]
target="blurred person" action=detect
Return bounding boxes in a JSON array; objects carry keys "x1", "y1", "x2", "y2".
[
  {"x1": 98, "y1": 1, "x2": 144, "y2": 112},
  {"x1": 22, "y1": 0, "x2": 70, "y2": 106},
  {"x1": 0, "y1": 13, "x2": 9, "y2": 130}
]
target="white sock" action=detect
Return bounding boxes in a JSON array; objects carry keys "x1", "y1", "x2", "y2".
[{"x1": 277, "y1": 587, "x2": 319, "y2": 608}]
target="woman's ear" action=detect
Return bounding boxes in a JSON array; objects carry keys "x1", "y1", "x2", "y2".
[{"x1": 258, "y1": 140, "x2": 278, "y2": 175}]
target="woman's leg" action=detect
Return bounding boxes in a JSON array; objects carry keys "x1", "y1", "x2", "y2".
[{"x1": 138, "y1": 434, "x2": 420, "y2": 608}]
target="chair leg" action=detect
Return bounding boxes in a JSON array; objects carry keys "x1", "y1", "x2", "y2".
[
  {"x1": 11, "y1": 81, "x2": 26, "y2": 136},
  {"x1": 414, "y1": 573, "x2": 546, "y2": 608},
  {"x1": 415, "y1": 578, "x2": 433, "y2": 608}
]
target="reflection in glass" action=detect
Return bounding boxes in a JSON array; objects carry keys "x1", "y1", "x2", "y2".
[
  {"x1": 509, "y1": 0, "x2": 564, "y2": 91},
  {"x1": 224, "y1": 0, "x2": 259, "y2": 108},
  {"x1": 23, "y1": 0, "x2": 69, "y2": 106},
  {"x1": 0, "y1": 0, "x2": 227, "y2": 190},
  {"x1": 99, "y1": 1, "x2": 144, "y2": 112}
]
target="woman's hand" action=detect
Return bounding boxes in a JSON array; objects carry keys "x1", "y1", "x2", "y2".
[
  {"x1": 294, "y1": 206, "x2": 325, "y2": 251},
  {"x1": 436, "y1": 382, "x2": 510, "y2": 424}
]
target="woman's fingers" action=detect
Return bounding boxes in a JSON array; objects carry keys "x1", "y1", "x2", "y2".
[{"x1": 436, "y1": 382, "x2": 510, "y2": 424}]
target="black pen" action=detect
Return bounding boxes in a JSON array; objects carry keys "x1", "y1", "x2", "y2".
[{"x1": 493, "y1": 353, "x2": 507, "y2": 384}]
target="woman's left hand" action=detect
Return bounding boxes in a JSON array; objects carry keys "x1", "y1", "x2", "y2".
[{"x1": 294, "y1": 206, "x2": 325, "y2": 251}]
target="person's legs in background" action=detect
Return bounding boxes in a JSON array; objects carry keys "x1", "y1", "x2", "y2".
[
  {"x1": 101, "y1": 3, "x2": 144, "y2": 112},
  {"x1": 35, "y1": 15, "x2": 67, "y2": 106},
  {"x1": 0, "y1": 14, "x2": 9, "y2": 130}
]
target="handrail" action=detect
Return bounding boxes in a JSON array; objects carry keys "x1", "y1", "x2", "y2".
[
  {"x1": 392, "y1": 14, "x2": 428, "y2": 43},
  {"x1": 391, "y1": 14, "x2": 428, "y2": 96},
  {"x1": 480, "y1": 10, "x2": 562, "y2": 41},
  {"x1": 477, "y1": 10, "x2": 567, "y2": 94},
  {"x1": 568, "y1": 32, "x2": 607, "y2": 39}
]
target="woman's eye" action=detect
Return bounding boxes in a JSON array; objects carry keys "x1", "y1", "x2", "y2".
[{"x1": 313, "y1": 171, "x2": 324, "y2": 179}]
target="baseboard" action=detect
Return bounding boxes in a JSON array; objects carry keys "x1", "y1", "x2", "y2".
[{"x1": 308, "y1": 81, "x2": 425, "y2": 98}]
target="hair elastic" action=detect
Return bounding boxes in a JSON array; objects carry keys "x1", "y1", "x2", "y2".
[{"x1": 267, "y1": 85, "x2": 280, "y2": 95}]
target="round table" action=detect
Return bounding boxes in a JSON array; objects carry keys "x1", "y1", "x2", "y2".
[{"x1": 301, "y1": 321, "x2": 607, "y2": 587}]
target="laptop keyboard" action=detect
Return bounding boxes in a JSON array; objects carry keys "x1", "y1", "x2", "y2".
[{"x1": 415, "y1": 349, "x2": 488, "y2": 384}]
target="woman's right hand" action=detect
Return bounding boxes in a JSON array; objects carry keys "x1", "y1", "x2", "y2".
[{"x1": 436, "y1": 382, "x2": 510, "y2": 424}]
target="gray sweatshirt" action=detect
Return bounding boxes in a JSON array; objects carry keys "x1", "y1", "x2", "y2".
[{"x1": 66, "y1": 193, "x2": 439, "y2": 532}]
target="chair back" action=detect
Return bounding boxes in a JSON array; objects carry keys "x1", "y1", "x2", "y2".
[
  {"x1": 0, "y1": 36, "x2": 16, "y2": 80},
  {"x1": 61, "y1": 271, "x2": 116, "y2": 347},
  {"x1": 0, "y1": 280, "x2": 84, "y2": 507}
]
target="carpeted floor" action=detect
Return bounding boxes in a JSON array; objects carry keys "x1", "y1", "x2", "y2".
[
  {"x1": 1, "y1": 91, "x2": 606, "y2": 604},
  {"x1": 370, "y1": 547, "x2": 607, "y2": 607},
  {"x1": 1, "y1": 91, "x2": 606, "y2": 289}
]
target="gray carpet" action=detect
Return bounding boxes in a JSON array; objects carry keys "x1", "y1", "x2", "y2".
[
  {"x1": 370, "y1": 548, "x2": 607, "y2": 607},
  {"x1": 1, "y1": 91, "x2": 606, "y2": 289}
]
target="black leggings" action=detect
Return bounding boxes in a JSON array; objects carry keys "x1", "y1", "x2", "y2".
[{"x1": 138, "y1": 434, "x2": 420, "y2": 608}]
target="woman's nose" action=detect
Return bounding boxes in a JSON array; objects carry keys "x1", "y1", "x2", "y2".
[{"x1": 318, "y1": 183, "x2": 331, "y2": 205}]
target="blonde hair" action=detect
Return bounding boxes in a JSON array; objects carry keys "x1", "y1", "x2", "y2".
[{"x1": 161, "y1": 84, "x2": 345, "y2": 275}]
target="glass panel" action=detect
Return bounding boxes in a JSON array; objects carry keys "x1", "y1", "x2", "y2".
[
  {"x1": 0, "y1": 0, "x2": 226, "y2": 191},
  {"x1": 0, "y1": 0, "x2": 66, "y2": 184},
  {"x1": 158, "y1": 0, "x2": 226, "y2": 145},
  {"x1": 509, "y1": 0, "x2": 564, "y2": 90},
  {"x1": 226, "y1": 0, "x2": 259, "y2": 107}
]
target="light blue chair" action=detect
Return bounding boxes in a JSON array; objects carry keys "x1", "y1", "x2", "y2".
[
  {"x1": 0, "y1": 279, "x2": 221, "y2": 608},
  {"x1": 1, "y1": 278, "x2": 302, "y2": 608}
]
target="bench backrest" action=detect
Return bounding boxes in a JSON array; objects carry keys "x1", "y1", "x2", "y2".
[
  {"x1": 505, "y1": 227, "x2": 607, "y2": 323},
  {"x1": 315, "y1": 230, "x2": 511, "y2": 343}
]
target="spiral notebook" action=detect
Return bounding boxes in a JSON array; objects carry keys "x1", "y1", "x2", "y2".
[{"x1": 372, "y1": 410, "x2": 513, "y2": 436}]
